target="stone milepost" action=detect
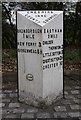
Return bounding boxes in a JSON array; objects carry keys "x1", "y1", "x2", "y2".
[{"x1": 17, "y1": 11, "x2": 63, "y2": 106}]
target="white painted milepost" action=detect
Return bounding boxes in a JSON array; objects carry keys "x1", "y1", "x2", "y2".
[{"x1": 17, "y1": 11, "x2": 63, "y2": 106}]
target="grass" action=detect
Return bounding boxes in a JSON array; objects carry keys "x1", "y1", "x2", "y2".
[
  {"x1": 3, "y1": 49, "x2": 17, "y2": 59},
  {"x1": 8, "y1": 49, "x2": 17, "y2": 58},
  {"x1": 64, "y1": 47, "x2": 80, "y2": 64}
]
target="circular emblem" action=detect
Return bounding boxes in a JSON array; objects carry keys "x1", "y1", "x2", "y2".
[{"x1": 26, "y1": 74, "x2": 33, "y2": 81}]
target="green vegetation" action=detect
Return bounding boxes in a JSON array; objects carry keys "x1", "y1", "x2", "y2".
[
  {"x1": 7, "y1": 49, "x2": 17, "y2": 59},
  {"x1": 64, "y1": 48, "x2": 80, "y2": 64},
  {"x1": 3, "y1": 49, "x2": 16, "y2": 60}
]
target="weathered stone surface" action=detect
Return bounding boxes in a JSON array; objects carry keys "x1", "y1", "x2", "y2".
[
  {"x1": 6, "y1": 114, "x2": 20, "y2": 118},
  {"x1": 2, "y1": 99, "x2": 11, "y2": 103},
  {"x1": 65, "y1": 86, "x2": 71, "y2": 90},
  {"x1": 4, "y1": 90, "x2": 12, "y2": 93},
  {"x1": 65, "y1": 95, "x2": 75, "y2": 99},
  {"x1": 21, "y1": 113, "x2": 34, "y2": 118},
  {"x1": 0, "y1": 90, "x2": 2, "y2": 93},
  {"x1": 17, "y1": 11, "x2": 63, "y2": 106},
  {"x1": 37, "y1": 112, "x2": 50, "y2": 118},
  {"x1": 70, "y1": 105, "x2": 80, "y2": 110},
  {"x1": 61, "y1": 99, "x2": 71, "y2": 105},
  {"x1": 13, "y1": 109, "x2": 25, "y2": 113},
  {"x1": 2, "y1": 94, "x2": 6, "y2": 98},
  {"x1": 15, "y1": 89, "x2": 18, "y2": 92},
  {"x1": 73, "y1": 99, "x2": 79, "y2": 104},
  {"x1": 64, "y1": 91, "x2": 68, "y2": 95},
  {"x1": 0, "y1": 94, "x2": 2, "y2": 99},
  {"x1": 9, "y1": 103, "x2": 20, "y2": 108},
  {"x1": 68, "y1": 112, "x2": 80, "y2": 117},
  {"x1": 54, "y1": 112, "x2": 68, "y2": 118},
  {"x1": 0, "y1": 103, "x2": 5, "y2": 107},
  {"x1": 1, "y1": 76, "x2": 81, "y2": 119},
  {"x1": 71, "y1": 90, "x2": 80, "y2": 94},
  {"x1": 77, "y1": 95, "x2": 81, "y2": 99},
  {"x1": 75, "y1": 86, "x2": 80, "y2": 89},
  {"x1": 26, "y1": 108, "x2": 38, "y2": 113},
  {"x1": 2, "y1": 109, "x2": 12, "y2": 114},
  {"x1": 9, "y1": 93, "x2": 18, "y2": 97},
  {"x1": 54, "y1": 106, "x2": 66, "y2": 111}
]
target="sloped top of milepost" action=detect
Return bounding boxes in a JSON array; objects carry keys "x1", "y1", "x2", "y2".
[{"x1": 17, "y1": 11, "x2": 63, "y2": 27}]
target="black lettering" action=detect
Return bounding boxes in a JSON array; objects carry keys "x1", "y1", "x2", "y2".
[
  {"x1": 39, "y1": 42, "x2": 42, "y2": 47},
  {"x1": 43, "y1": 40, "x2": 53, "y2": 45},
  {"x1": 48, "y1": 34, "x2": 57, "y2": 39}
]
